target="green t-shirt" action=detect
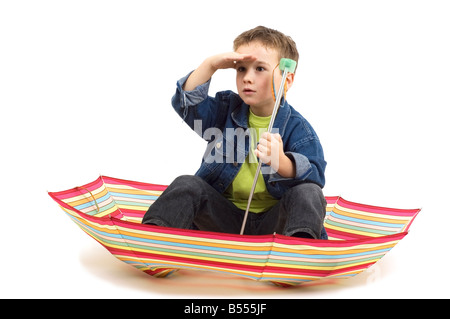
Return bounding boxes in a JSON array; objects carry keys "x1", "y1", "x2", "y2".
[{"x1": 224, "y1": 110, "x2": 278, "y2": 213}]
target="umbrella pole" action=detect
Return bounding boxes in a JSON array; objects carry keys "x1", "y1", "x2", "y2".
[{"x1": 239, "y1": 58, "x2": 296, "y2": 235}]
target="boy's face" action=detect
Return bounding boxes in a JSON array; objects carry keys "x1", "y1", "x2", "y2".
[{"x1": 235, "y1": 41, "x2": 294, "y2": 116}]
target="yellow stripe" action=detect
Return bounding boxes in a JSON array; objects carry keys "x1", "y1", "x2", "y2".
[
  {"x1": 63, "y1": 187, "x2": 108, "y2": 206},
  {"x1": 123, "y1": 217, "x2": 142, "y2": 223},
  {"x1": 93, "y1": 207, "x2": 118, "y2": 218}
]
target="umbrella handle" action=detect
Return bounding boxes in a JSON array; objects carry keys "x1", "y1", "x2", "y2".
[
  {"x1": 76, "y1": 186, "x2": 100, "y2": 213},
  {"x1": 239, "y1": 58, "x2": 296, "y2": 235}
]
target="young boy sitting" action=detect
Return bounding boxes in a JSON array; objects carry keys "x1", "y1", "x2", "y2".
[{"x1": 142, "y1": 26, "x2": 327, "y2": 239}]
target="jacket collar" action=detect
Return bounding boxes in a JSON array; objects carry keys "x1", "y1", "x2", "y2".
[{"x1": 231, "y1": 98, "x2": 291, "y2": 136}]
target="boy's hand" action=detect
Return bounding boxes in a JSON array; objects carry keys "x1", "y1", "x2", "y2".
[
  {"x1": 255, "y1": 132, "x2": 296, "y2": 178},
  {"x1": 255, "y1": 132, "x2": 283, "y2": 168},
  {"x1": 183, "y1": 52, "x2": 255, "y2": 91},
  {"x1": 208, "y1": 52, "x2": 256, "y2": 71}
]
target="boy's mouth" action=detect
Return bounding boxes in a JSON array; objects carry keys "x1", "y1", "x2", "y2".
[{"x1": 243, "y1": 88, "x2": 256, "y2": 95}]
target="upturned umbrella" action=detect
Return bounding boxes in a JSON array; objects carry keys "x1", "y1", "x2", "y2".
[{"x1": 48, "y1": 175, "x2": 420, "y2": 287}]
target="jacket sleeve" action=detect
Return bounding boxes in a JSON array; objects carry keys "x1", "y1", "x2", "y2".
[
  {"x1": 267, "y1": 142, "x2": 326, "y2": 186},
  {"x1": 266, "y1": 125, "x2": 326, "y2": 192},
  {"x1": 171, "y1": 71, "x2": 224, "y2": 136},
  {"x1": 290, "y1": 138, "x2": 326, "y2": 188}
]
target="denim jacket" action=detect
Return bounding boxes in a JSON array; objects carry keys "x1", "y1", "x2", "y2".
[{"x1": 172, "y1": 72, "x2": 326, "y2": 199}]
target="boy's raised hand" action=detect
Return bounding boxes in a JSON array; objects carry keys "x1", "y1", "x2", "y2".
[
  {"x1": 209, "y1": 52, "x2": 256, "y2": 71},
  {"x1": 184, "y1": 52, "x2": 255, "y2": 91}
]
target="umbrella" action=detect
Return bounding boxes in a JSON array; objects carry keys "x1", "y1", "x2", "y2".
[{"x1": 48, "y1": 175, "x2": 420, "y2": 287}]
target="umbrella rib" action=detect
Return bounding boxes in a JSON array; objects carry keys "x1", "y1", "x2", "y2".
[
  {"x1": 76, "y1": 186, "x2": 100, "y2": 213},
  {"x1": 100, "y1": 175, "x2": 126, "y2": 219}
]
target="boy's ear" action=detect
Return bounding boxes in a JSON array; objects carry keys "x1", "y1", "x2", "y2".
[{"x1": 285, "y1": 72, "x2": 295, "y2": 92}]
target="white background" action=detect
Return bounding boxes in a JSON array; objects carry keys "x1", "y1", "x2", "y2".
[{"x1": 1, "y1": 0, "x2": 449, "y2": 298}]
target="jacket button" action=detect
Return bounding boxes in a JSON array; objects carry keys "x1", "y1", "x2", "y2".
[
  {"x1": 216, "y1": 142, "x2": 222, "y2": 149},
  {"x1": 233, "y1": 161, "x2": 238, "y2": 167}
]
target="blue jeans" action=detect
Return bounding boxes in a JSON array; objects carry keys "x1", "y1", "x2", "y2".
[{"x1": 142, "y1": 175, "x2": 328, "y2": 239}]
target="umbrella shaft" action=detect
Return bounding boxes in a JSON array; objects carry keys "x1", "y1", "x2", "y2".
[{"x1": 239, "y1": 69, "x2": 289, "y2": 235}]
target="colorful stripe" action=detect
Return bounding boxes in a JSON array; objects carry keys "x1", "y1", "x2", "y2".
[{"x1": 48, "y1": 176, "x2": 420, "y2": 286}]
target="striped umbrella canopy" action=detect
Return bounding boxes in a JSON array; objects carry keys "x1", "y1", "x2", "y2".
[{"x1": 48, "y1": 175, "x2": 420, "y2": 287}]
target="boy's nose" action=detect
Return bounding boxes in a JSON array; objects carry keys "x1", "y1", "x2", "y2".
[{"x1": 243, "y1": 70, "x2": 254, "y2": 83}]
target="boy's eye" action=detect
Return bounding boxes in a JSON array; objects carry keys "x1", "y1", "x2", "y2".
[
  {"x1": 256, "y1": 66, "x2": 265, "y2": 72},
  {"x1": 237, "y1": 66, "x2": 246, "y2": 72}
]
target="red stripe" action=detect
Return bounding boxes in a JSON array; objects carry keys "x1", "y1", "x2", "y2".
[
  {"x1": 48, "y1": 177, "x2": 104, "y2": 200},
  {"x1": 325, "y1": 196, "x2": 340, "y2": 205},
  {"x1": 337, "y1": 197, "x2": 420, "y2": 216}
]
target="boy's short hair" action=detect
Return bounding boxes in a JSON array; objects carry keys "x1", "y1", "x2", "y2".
[{"x1": 233, "y1": 26, "x2": 299, "y2": 72}]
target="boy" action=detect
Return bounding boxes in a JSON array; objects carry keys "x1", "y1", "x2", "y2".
[{"x1": 143, "y1": 26, "x2": 327, "y2": 239}]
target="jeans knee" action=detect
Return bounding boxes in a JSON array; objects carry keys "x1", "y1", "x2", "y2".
[
  {"x1": 295, "y1": 182, "x2": 322, "y2": 193},
  {"x1": 172, "y1": 175, "x2": 203, "y2": 188},
  {"x1": 170, "y1": 175, "x2": 210, "y2": 197},
  {"x1": 280, "y1": 184, "x2": 326, "y2": 238},
  {"x1": 287, "y1": 183, "x2": 326, "y2": 214},
  {"x1": 291, "y1": 183, "x2": 324, "y2": 199}
]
